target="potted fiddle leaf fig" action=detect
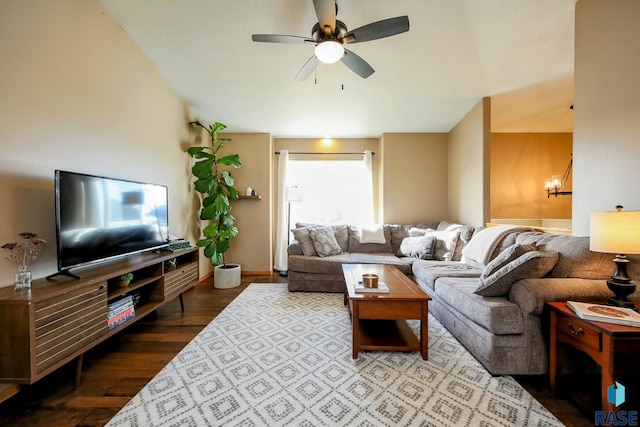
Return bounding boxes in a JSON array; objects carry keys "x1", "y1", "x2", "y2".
[{"x1": 188, "y1": 121, "x2": 243, "y2": 288}]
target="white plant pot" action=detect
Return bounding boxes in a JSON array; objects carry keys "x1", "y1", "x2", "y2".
[{"x1": 214, "y1": 264, "x2": 241, "y2": 289}]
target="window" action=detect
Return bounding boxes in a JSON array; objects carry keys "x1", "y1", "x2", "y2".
[{"x1": 287, "y1": 159, "x2": 374, "y2": 226}]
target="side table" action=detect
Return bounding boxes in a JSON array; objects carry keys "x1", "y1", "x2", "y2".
[{"x1": 547, "y1": 301, "x2": 640, "y2": 414}]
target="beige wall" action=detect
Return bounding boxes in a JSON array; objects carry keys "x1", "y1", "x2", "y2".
[
  {"x1": 491, "y1": 133, "x2": 572, "y2": 220},
  {"x1": 447, "y1": 98, "x2": 491, "y2": 227},
  {"x1": 0, "y1": 0, "x2": 193, "y2": 287},
  {"x1": 379, "y1": 133, "x2": 449, "y2": 224},
  {"x1": 573, "y1": 0, "x2": 640, "y2": 235},
  {"x1": 218, "y1": 133, "x2": 273, "y2": 273}
]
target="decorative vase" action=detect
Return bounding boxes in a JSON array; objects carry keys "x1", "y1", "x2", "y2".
[
  {"x1": 15, "y1": 265, "x2": 32, "y2": 291},
  {"x1": 214, "y1": 264, "x2": 241, "y2": 289}
]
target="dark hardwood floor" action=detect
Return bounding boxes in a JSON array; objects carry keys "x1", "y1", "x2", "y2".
[{"x1": 0, "y1": 274, "x2": 594, "y2": 426}]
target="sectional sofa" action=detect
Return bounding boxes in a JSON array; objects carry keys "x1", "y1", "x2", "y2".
[{"x1": 287, "y1": 221, "x2": 640, "y2": 375}]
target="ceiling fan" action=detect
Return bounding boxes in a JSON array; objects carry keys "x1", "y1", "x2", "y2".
[{"x1": 251, "y1": 0, "x2": 409, "y2": 81}]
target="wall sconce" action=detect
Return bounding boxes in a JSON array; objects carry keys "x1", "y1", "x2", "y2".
[
  {"x1": 590, "y1": 205, "x2": 640, "y2": 309},
  {"x1": 545, "y1": 154, "x2": 573, "y2": 198}
]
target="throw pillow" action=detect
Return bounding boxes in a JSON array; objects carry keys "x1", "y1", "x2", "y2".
[
  {"x1": 480, "y1": 243, "x2": 537, "y2": 279},
  {"x1": 474, "y1": 251, "x2": 559, "y2": 297},
  {"x1": 400, "y1": 235, "x2": 437, "y2": 259},
  {"x1": 423, "y1": 229, "x2": 460, "y2": 261},
  {"x1": 359, "y1": 224, "x2": 386, "y2": 244},
  {"x1": 290, "y1": 227, "x2": 317, "y2": 257},
  {"x1": 308, "y1": 226, "x2": 343, "y2": 257},
  {"x1": 409, "y1": 227, "x2": 428, "y2": 237},
  {"x1": 296, "y1": 222, "x2": 349, "y2": 252},
  {"x1": 347, "y1": 226, "x2": 393, "y2": 253}
]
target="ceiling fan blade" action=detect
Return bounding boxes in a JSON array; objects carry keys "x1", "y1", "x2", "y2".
[
  {"x1": 313, "y1": 0, "x2": 336, "y2": 36},
  {"x1": 342, "y1": 16, "x2": 409, "y2": 44},
  {"x1": 252, "y1": 34, "x2": 315, "y2": 44},
  {"x1": 295, "y1": 56, "x2": 318, "y2": 81},
  {"x1": 341, "y1": 49, "x2": 374, "y2": 79}
]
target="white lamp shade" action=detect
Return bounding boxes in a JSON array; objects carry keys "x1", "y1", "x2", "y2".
[
  {"x1": 315, "y1": 41, "x2": 344, "y2": 64},
  {"x1": 590, "y1": 210, "x2": 640, "y2": 254},
  {"x1": 286, "y1": 186, "x2": 303, "y2": 202}
]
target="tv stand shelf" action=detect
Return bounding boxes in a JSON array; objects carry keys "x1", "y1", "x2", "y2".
[{"x1": 0, "y1": 248, "x2": 199, "y2": 387}]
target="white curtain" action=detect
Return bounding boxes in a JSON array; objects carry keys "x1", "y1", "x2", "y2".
[
  {"x1": 274, "y1": 150, "x2": 289, "y2": 272},
  {"x1": 363, "y1": 150, "x2": 375, "y2": 224}
]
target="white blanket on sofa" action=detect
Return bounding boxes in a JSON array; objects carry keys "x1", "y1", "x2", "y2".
[{"x1": 461, "y1": 225, "x2": 532, "y2": 266}]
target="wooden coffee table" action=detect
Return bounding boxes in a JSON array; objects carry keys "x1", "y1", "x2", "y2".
[{"x1": 342, "y1": 264, "x2": 431, "y2": 359}]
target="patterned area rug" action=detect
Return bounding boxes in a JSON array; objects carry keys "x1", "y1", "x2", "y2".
[{"x1": 107, "y1": 284, "x2": 562, "y2": 426}]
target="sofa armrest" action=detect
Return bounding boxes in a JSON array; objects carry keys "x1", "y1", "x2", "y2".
[
  {"x1": 509, "y1": 278, "x2": 614, "y2": 316},
  {"x1": 287, "y1": 240, "x2": 304, "y2": 256}
]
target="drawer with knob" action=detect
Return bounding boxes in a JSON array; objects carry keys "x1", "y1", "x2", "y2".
[{"x1": 556, "y1": 314, "x2": 601, "y2": 351}]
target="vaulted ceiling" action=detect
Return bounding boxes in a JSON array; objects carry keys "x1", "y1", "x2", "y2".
[{"x1": 99, "y1": 0, "x2": 576, "y2": 137}]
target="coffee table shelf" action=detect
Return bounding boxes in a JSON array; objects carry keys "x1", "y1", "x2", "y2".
[{"x1": 342, "y1": 264, "x2": 430, "y2": 359}]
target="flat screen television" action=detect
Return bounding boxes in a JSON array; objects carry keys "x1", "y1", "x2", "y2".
[{"x1": 52, "y1": 170, "x2": 169, "y2": 277}]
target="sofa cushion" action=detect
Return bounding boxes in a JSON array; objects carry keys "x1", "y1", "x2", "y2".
[
  {"x1": 412, "y1": 260, "x2": 482, "y2": 291},
  {"x1": 388, "y1": 224, "x2": 412, "y2": 256},
  {"x1": 480, "y1": 243, "x2": 538, "y2": 279},
  {"x1": 399, "y1": 235, "x2": 437, "y2": 259},
  {"x1": 359, "y1": 224, "x2": 386, "y2": 244},
  {"x1": 291, "y1": 227, "x2": 317, "y2": 256},
  {"x1": 434, "y1": 277, "x2": 524, "y2": 335},
  {"x1": 474, "y1": 251, "x2": 559, "y2": 297},
  {"x1": 288, "y1": 253, "x2": 353, "y2": 275},
  {"x1": 349, "y1": 253, "x2": 413, "y2": 275},
  {"x1": 309, "y1": 226, "x2": 343, "y2": 257},
  {"x1": 347, "y1": 226, "x2": 393, "y2": 253}
]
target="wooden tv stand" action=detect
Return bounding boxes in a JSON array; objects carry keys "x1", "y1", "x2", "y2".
[{"x1": 0, "y1": 248, "x2": 199, "y2": 388}]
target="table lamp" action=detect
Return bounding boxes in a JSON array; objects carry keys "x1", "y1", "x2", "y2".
[{"x1": 590, "y1": 206, "x2": 640, "y2": 309}]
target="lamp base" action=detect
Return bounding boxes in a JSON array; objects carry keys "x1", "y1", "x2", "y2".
[{"x1": 605, "y1": 279, "x2": 638, "y2": 311}]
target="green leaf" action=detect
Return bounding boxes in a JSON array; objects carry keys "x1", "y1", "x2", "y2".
[
  {"x1": 201, "y1": 203, "x2": 219, "y2": 220},
  {"x1": 192, "y1": 158, "x2": 214, "y2": 179},
  {"x1": 227, "y1": 185, "x2": 239, "y2": 200},
  {"x1": 213, "y1": 192, "x2": 230, "y2": 213},
  {"x1": 222, "y1": 214, "x2": 236, "y2": 227},
  {"x1": 194, "y1": 177, "x2": 215, "y2": 194},
  {"x1": 210, "y1": 122, "x2": 227, "y2": 134},
  {"x1": 218, "y1": 154, "x2": 242, "y2": 168},
  {"x1": 215, "y1": 239, "x2": 230, "y2": 254},
  {"x1": 202, "y1": 222, "x2": 219, "y2": 238},
  {"x1": 195, "y1": 238, "x2": 211, "y2": 248},
  {"x1": 220, "y1": 170, "x2": 234, "y2": 186}
]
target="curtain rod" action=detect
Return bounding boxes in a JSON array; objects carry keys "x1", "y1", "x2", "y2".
[{"x1": 274, "y1": 151, "x2": 375, "y2": 155}]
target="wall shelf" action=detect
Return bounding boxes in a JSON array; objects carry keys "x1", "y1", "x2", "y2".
[{"x1": 238, "y1": 195, "x2": 261, "y2": 200}]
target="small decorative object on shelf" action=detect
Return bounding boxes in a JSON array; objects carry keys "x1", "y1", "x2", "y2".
[
  {"x1": 117, "y1": 272, "x2": 134, "y2": 288},
  {"x1": 2, "y1": 232, "x2": 47, "y2": 291}
]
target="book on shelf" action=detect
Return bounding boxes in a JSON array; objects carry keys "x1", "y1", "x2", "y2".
[
  {"x1": 108, "y1": 295, "x2": 134, "y2": 317},
  {"x1": 108, "y1": 306, "x2": 135, "y2": 330},
  {"x1": 354, "y1": 282, "x2": 390, "y2": 293},
  {"x1": 567, "y1": 301, "x2": 640, "y2": 327}
]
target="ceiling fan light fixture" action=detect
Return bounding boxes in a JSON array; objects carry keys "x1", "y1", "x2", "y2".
[{"x1": 315, "y1": 40, "x2": 344, "y2": 64}]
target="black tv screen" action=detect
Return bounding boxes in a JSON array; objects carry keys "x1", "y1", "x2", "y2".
[{"x1": 54, "y1": 170, "x2": 169, "y2": 273}]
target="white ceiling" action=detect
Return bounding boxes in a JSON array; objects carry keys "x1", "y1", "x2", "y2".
[{"x1": 99, "y1": 0, "x2": 577, "y2": 138}]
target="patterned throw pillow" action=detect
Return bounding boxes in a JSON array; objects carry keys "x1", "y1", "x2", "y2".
[
  {"x1": 308, "y1": 226, "x2": 343, "y2": 257},
  {"x1": 291, "y1": 227, "x2": 317, "y2": 257},
  {"x1": 474, "y1": 251, "x2": 559, "y2": 297},
  {"x1": 422, "y1": 229, "x2": 460, "y2": 261},
  {"x1": 400, "y1": 235, "x2": 437, "y2": 259}
]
